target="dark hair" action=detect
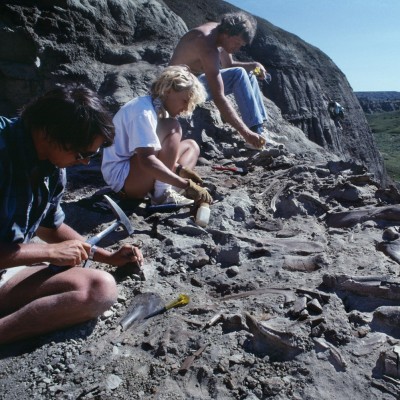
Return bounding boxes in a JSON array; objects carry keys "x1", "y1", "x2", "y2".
[
  {"x1": 21, "y1": 85, "x2": 114, "y2": 151},
  {"x1": 217, "y1": 12, "x2": 257, "y2": 44}
]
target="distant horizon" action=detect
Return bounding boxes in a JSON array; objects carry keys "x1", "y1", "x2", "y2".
[
  {"x1": 227, "y1": 0, "x2": 399, "y2": 92},
  {"x1": 355, "y1": 90, "x2": 400, "y2": 93}
]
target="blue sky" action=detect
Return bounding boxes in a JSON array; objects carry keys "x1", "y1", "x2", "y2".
[{"x1": 227, "y1": 0, "x2": 400, "y2": 92}]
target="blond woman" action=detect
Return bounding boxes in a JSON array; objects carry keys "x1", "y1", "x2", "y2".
[{"x1": 102, "y1": 65, "x2": 212, "y2": 205}]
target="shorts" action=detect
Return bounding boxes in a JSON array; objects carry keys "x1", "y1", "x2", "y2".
[
  {"x1": 101, "y1": 158, "x2": 130, "y2": 193},
  {"x1": 0, "y1": 266, "x2": 28, "y2": 288}
]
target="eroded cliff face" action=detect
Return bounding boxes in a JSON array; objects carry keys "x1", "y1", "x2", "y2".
[
  {"x1": 356, "y1": 92, "x2": 400, "y2": 114},
  {"x1": 163, "y1": 0, "x2": 387, "y2": 185},
  {"x1": 0, "y1": 0, "x2": 186, "y2": 113},
  {"x1": 0, "y1": 0, "x2": 387, "y2": 184}
]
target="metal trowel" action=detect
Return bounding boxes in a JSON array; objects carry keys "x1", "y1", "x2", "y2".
[{"x1": 119, "y1": 293, "x2": 190, "y2": 331}]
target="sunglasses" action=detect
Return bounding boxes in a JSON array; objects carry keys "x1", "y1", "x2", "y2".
[{"x1": 75, "y1": 147, "x2": 101, "y2": 161}]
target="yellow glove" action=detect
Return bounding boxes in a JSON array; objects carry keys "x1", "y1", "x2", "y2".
[
  {"x1": 185, "y1": 179, "x2": 213, "y2": 204},
  {"x1": 177, "y1": 165, "x2": 203, "y2": 184},
  {"x1": 253, "y1": 66, "x2": 262, "y2": 76}
]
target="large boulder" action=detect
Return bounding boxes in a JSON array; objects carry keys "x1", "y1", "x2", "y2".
[{"x1": 0, "y1": 0, "x2": 186, "y2": 113}]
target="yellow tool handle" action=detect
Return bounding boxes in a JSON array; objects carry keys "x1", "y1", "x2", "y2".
[{"x1": 165, "y1": 294, "x2": 190, "y2": 310}]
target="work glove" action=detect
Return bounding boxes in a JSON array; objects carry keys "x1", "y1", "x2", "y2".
[
  {"x1": 185, "y1": 179, "x2": 213, "y2": 204},
  {"x1": 177, "y1": 165, "x2": 203, "y2": 184}
]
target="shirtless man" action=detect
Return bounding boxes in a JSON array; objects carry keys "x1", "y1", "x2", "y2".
[{"x1": 170, "y1": 11, "x2": 269, "y2": 149}]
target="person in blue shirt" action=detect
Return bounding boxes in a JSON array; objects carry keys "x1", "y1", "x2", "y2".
[{"x1": 0, "y1": 85, "x2": 143, "y2": 344}]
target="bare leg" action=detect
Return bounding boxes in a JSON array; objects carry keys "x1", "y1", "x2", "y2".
[
  {"x1": 177, "y1": 139, "x2": 200, "y2": 170},
  {"x1": 0, "y1": 265, "x2": 117, "y2": 344},
  {"x1": 123, "y1": 118, "x2": 200, "y2": 198},
  {"x1": 157, "y1": 118, "x2": 183, "y2": 170}
]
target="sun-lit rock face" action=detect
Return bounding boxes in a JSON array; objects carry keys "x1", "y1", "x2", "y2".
[{"x1": 0, "y1": 0, "x2": 387, "y2": 184}]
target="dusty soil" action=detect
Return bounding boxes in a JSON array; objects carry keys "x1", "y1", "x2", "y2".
[{"x1": 1, "y1": 104, "x2": 400, "y2": 400}]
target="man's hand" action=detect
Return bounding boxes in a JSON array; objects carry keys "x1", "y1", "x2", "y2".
[
  {"x1": 242, "y1": 130, "x2": 266, "y2": 149},
  {"x1": 107, "y1": 244, "x2": 144, "y2": 267},
  {"x1": 49, "y1": 240, "x2": 90, "y2": 267},
  {"x1": 185, "y1": 179, "x2": 213, "y2": 204},
  {"x1": 253, "y1": 63, "x2": 267, "y2": 80}
]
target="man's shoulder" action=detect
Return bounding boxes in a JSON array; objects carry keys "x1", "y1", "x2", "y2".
[{"x1": 184, "y1": 23, "x2": 217, "y2": 43}]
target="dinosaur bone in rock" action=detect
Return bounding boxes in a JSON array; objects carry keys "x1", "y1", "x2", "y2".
[
  {"x1": 323, "y1": 274, "x2": 400, "y2": 300},
  {"x1": 377, "y1": 238, "x2": 400, "y2": 264},
  {"x1": 326, "y1": 205, "x2": 400, "y2": 228}
]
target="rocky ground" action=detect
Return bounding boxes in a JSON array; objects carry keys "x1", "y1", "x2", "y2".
[{"x1": 1, "y1": 100, "x2": 400, "y2": 400}]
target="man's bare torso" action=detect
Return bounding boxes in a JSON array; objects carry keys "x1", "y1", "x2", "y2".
[{"x1": 170, "y1": 22, "x2": 219, "y2": 76}]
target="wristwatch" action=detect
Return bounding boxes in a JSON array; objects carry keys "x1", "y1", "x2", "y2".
[{"x1": 88, "y1": 245, "x2": 98, "y2": 261}]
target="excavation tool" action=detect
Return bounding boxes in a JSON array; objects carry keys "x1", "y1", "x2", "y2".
[
  {"x1": 120, "y1": 293, "x2": 190, "y2": 331},
  {"x1": 212, "y1": 165, "x2": 248, "y2": 175},
  {"x1": 49, "y1": 194, "x2": 134, "y2": 272},
  {"x1": 146, "y1": 203, "x2": 191, "y2": 213},
  {"x1": 85, "y1": 195, "x2": 134, "y2": 247}
]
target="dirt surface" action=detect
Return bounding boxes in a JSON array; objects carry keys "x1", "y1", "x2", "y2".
[{"x1": 1, "y1": 103, "x2": 400, "y2": 400}]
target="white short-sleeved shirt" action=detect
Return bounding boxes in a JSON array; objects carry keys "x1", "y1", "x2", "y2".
[{"x1": 101, "y1": 96, "x2": 161, "y2": 192}]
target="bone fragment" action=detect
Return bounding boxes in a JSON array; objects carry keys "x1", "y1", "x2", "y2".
[
  {"x1": 371, "y1": 306, "x2": 400, "y2": 336},
  {"x1": 382, "y1": 227, "x2": 400, "y2": 241},
  {"x1": 245, "y1": 313, "x2": 306, "y2": 361},
  {"x1": 326, "y1": 205, "x2": 400, "y2": 228},
  {"x1": 377, "y1": 239, "x2": 400, "y2": 264},
  {"x1": 203, "y1": 313, "x2": 223, "y2": 330},
  {"x1": 221, "y1": 287, "x2": 296, "y2": 305},
  {"x1": 314, "y1": 337, "x2": 347, "y2": 370},
  {"x1": 237, "y1": 234, "x2": 325, "y2": 255},
  {"x1": 323, "y1": 274, "x2": 400, "y2": 301},
  {"x1": 295, "y1": 288, "x2": 331, "y2": 303},
  {"x1": 179, "y1": 344, "x2": 209, "y2": 375},
  {"x1": 283, "y1": 255, "x2": 324, "y2": 272}
]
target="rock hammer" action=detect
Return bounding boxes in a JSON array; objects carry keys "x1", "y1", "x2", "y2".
[{"x1": 49, "y1": 194, "x2": 134, "y2": 271}]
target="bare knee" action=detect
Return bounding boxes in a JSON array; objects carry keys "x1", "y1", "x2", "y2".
[
  {"x1": 157, "y1": 118, "x2": 182, "y2": 143},
  {"x1": 76, "y1": 271, "x2": 118, "y2": 318},
  {"x1": 186, "y1": 139, "x2": 200, "y2": 158}
]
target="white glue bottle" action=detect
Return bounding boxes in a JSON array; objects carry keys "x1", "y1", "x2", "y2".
[{"x1": 195, "y1": 202, "x2": 210, "y2": 227}]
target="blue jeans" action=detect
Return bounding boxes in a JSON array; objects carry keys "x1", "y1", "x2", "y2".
[{"x1": 198, "y1": 67, "x2": 268, "y2": 128}]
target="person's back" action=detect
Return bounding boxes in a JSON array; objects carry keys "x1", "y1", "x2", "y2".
[{"x1": 170, "y1": 22, "x2": 218, "y2": 76}]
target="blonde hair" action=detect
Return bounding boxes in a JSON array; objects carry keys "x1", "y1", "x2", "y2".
[{"x1": 151, "y1": 65, "x2": 206, "y2": 118}]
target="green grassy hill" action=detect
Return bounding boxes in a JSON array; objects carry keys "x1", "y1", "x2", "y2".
[{"x1": 366, "y1": 110, "x2": 400, "y2": 183}]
